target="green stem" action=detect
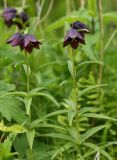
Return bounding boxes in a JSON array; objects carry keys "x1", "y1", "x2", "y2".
[
  {"x1": 71, "y1": 50, "x2": 78, "y2": 120},
  {"x1": 4, "y1": 0, "x2": 7, "y2": 8},
  {"x1": 80, "y1": 0, "x2": 85, "y2": 8},
  {"x1": 66, "y1": 0, "x2": 71, "y2": 15},
  {"x1": 25, "y1": 52, "x2": 32, "y2": 160},
  {"x1": 22, "y1": 0, "x2": 26, "y2": 8},
  {"x1": 70, "y1": 49, "x2": 80, "y2": 147},
  {"x1": 97, "y1": 0, "x2": 104, "y2": 84},
  {"x1": 29, "y1": 148, "x2": 33, "y2": 160},
  {"x1": 25, "y1": 52, "x2": 30, "y2": 93},
  {"x1": 104, "y1": 29, "x2": 117, "y2": 51},
  {"x1": 34, "y1": 0, "x2": 53, "y2": 34},
  {"x1": 71, "y1": 49, "x2": 77, "y2": 109}
]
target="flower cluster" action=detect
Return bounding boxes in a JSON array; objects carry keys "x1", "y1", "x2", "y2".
[
  {"x1": 63, "y1": 21, "x2": 89, "y2": 49},
  {"x1": 7, "y1": 33, "x2": 41, "y2": 53},
  {"x1": 2, "y1": 8, "x2": 29, "y2": 29}
]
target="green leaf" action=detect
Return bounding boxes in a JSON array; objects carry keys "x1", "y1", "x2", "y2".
[
  {"x1": 78, "y1": 84, "x2": 107, "y2": 97},
  {"x1": 83, "y1": 149, "x2": 96, "y2": 158},
  {"x1": 80, "y1": 125, "x2": 106, "y2": 143},
  {"x1": 67, "y1": 60, "x2": 74, "y2": 78},
  {"x1": 0, "y1": 91, "x2": 27, "y2": 97},
  {"x1": 31, "y1": 92, "x2": 59, "y2": 107},
  {"x1": 38, "y1": 133, "x2": 74, "y2": 142},
  {"x1": 29, "y1": 87, "x2": 46, "y2": 94},
  {"x1": 68, "y1": 127, "x2": 79, "y2": 142},
  {"x1": 78, "y1": 61, "x2": 103, "y2": 66},
  {"x1": 23, "y1": 64, "x2": 31, "y2": 75},
  {"x1": 51, "y1": 142, "x2": 74, "y2": 159},
  {"x1": 0, "y1": 45, "x2": 18, "y2": 60},
  {"x1": 26, "y1": 129, "x2": 35, "y2": 150},
  {"x1": 83, "y1": 142, "x2": 113, "y2": 160},
  {"x1": 83, "y1": 142, "x2": 100, "y2": 158},
  {"x1": 24, "y1": 96, "x2": 32, "y2": 115},
  {"x1": 37, "y1": 123, "x2": 66, "y2": 130},
  {"x1": 104, "y1": 29, "x2": 117, "y2": 51},
  {"x1": 0, "y1": 121, "x2": 27, "y2": 133},
  {"x1": 68, "y1": 110, "x2": 76, "y2": 126},
  {"x1": 31, "y1": 110, "x2": 68, "y2": 128},
  {"x1": 15, "y1": 60, "x2": 24, "y2": 68},
  {"x1": 0, "y1": 81, "x2": 15, "y2": 92},
  {"x1": 64, "y1": 99, "x2": 76, "y2": 110},
  {"x1": 0, "y1": 93, "x2": 26, "y2": 122},
  {"x1": 83, "y1": 113, "x2": 117, "y2": 121},
  {"x1": 87, "y1": 0, "x2": 97, "y2": 16},
  {"x1": 79, "y1": 107, "x2": 98, "y2": 116},
  {"x1": 82, "y1": 36, "x2": 97, "y2": 60},
  {"x1": 60, "y1": 80, "x2": 69, "y2": 87},
  {"x1": 64, "y1": 22, "x2": 71, "y2": 31},
  {"x1": 0, "y1": 133, "x2": 17, "y2": 158},
  {"x1": 103, "y1": 12, "x2": 117, "y2": 23},
  {"x1": 46, "y1": 10, "x2": 91, "y2": 32},
  {"x1": 24, "y1": 27, "x2": 29, "y2": 34},
  {"x1": 100, "y1": 150, "x2": 113, "y2": 160}
]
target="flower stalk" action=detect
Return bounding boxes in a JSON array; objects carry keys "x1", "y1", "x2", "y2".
[
  {"x1": 97, "y1": 0, "x2": 104, "y2": 84},
  {"x1": 80, "y1": 0, "x2": 85, "y2": 8},
  {"x1": 66, "y1": 0, "x2": 71, "y2": 15},
  {"x1": 70, "y1": 48, "x2": 81, "y2": 156},
  {"x1": 4, "y1": 0, "x2": 7, "y2": 8},
  {"x1": 25, "y1": 51, "x2": 30, "y2": 93},
  {"x1": 69, "y1": 48, "x2": 80, "y2": 138},
  {"x1": 25, "y1": 51, "x2": 33, "y2": 160}
]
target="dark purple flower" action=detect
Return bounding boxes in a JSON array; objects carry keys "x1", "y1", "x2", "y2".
[
  {"x1": 7, "y1": 33, "x2": 23, "y2": 47},
  {"x1": 16, "y1": 11, "x2": 29, "y2": 29},
  {"x1": 63, "y1": 28, "x2": 85, "y2": 49},
  {"x1": 7, "y1": 33, "x2": 41, "y2": 53},
  {"x1": 19, "y1": 12, "x2": 29, "y2": 24},
  {"x1": 23, "y1": 34, "x2": 41, "y2": 53},
  {"x1": 2, "y1": 8, "x2": 17, "y2": 27},
  {"x1": 72, "y1": 21, "x2": 89, "y2": 33}
]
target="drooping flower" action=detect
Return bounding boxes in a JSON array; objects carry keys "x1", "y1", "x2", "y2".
[
  {"x1": 7, "y1": 33, "x2": 41, "y2": 53},
  {"x1": 72, "y1": 21, "x2": 89, "y2": 33},
  {"x1": 63, "y1": 21, "x2": 89, "y2": 49},
  {"x1": 23, "y1": 34, "x2": 41, "y2": 53},
  {"x1": 2, "y1": 8, "x2": 29, "y2": 29},
  {"x1": 16, "y1": 11, "x2": 29, "y2": 29},
  {"x1": 63, "y1": 28, "x2": 85, "y2": 49},
  {"x1": 2, "y1": 8, "x2": 17, "y2": 27}
]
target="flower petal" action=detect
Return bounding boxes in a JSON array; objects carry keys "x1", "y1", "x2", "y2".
[
  {"x1": 25, "y1": 44, "x2": 33, "y2": 53},
  {"x1": 72, "y1": 21, "x2": 89, "y2": 33},
  {"x1": 76, "y1": 32, "x2": 85, "y2": 44},
  {"x1": 68, "y1": 29, "x2": 79, "y2": 39},
  {"x1": 11, "y1": 39, "x2": 20, "y2": 47},
  {"x1": 63, "y1": 37, "x2": 71, "y2": 47},
  {"x1": 7, "y1": 33, "x2": 22, "y2": 43},
  {"x1": 33, "y1": 42, "x2": 40, "y2": 49},
  {"x1": 27, "y1": 34, "x2": 37, "y2": 42},
  {"x1": 24, "y1": 35, "x2": 30, "y2": 47},
  {"x1": 70, "y1": 39, "x2": 79, "y2": 49}
]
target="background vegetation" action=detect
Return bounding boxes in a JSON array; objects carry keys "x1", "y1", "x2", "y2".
[{"x1": 0, "y1": 0, "x2": 117, "y2": 159}]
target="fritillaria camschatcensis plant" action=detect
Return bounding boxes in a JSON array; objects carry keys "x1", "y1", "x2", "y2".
[
  {"x1": 7, "y1": 32, "x2": 42, "y2": 159},
  {"x1": 63, "y1": 21, "x2": 89, "y2": 148}
]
